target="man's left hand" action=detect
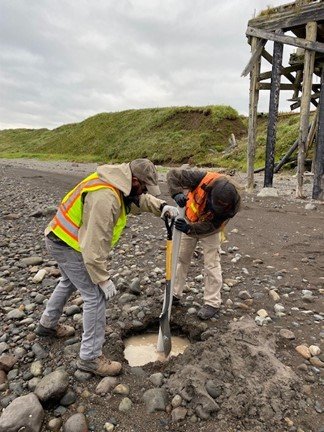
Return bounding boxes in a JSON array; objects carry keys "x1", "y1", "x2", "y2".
[
  {"x1": 161, "y1": 205, "x2": 179, "y2": 220},
  {"x1": 175, "y1": 218, "x2": 190, "y2": 234}
]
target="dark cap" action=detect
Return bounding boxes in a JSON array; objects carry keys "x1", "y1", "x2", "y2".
[{"x1": 130, "y1": 159, "x2": 161, "y2": 196}]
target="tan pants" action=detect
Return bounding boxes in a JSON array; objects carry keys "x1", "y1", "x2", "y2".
[{"x1": 173, "y1": 232, "x2": 222, "y2": 308}]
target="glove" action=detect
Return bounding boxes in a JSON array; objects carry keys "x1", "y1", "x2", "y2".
[
  {"x1": 175, "y1": 218, "x2": 190, "y2": 234},
  {"x1": 161, "y1": 205, "x2": 179, "y2": 220},
  {"x1": 98, "y1": 279, "x2": 117, "y2": 301},
  {"x1": 173, "y1": 193, "x2": 187, "y2": 208}
]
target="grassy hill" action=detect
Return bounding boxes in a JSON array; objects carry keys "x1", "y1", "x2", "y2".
[{"x1": 0, "y1": 105, "x2": 310, "y2": 170}]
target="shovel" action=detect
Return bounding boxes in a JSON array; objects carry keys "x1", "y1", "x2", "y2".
[{"x1": 157, "y1": 206, "x2": 185, "y2": 357}]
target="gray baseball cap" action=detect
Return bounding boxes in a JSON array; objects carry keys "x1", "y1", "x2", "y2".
[{"x1": 130, "y1": 159, "x2": 161, "y2": 196}]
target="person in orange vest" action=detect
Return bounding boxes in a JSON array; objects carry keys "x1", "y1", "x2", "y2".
[
  {"x1": 35, "y1": 159, "x2": 178, "y2": 377},
  {"x1": 167, "y1": 168, "x2": 241, "y2": 320}
]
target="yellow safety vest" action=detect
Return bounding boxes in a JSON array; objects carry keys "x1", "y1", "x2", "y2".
[{"x1": 48, "y1": 172, "x2": 127, "y2": 251}]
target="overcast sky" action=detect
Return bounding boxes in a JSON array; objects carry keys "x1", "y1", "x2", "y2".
[{"x1": 1, "y1": 0, "x2": 296, "y2": 130}]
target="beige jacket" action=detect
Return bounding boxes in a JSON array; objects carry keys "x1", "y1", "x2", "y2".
[{"x1": 50, "y1": 163, "x2": 165, "y2": 285}]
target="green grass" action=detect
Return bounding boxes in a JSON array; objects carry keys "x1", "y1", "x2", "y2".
[{"x1": 0, "y1": 106, "x2": 311, "y2": 170}]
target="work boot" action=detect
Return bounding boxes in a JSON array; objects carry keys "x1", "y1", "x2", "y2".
[
  {"x1": 77, "y1": 355, "x2": 122, "y2": 377},
  {"x1": 35, "y1": 323, "x2": 75, "y2": 338},
  {"x1": 197, "y1": 305, "x2": 220, "y2": 320}
]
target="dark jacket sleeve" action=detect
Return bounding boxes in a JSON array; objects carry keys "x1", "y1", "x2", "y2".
[
  {"x1": 167, "y1": 168, "x2": 226, "y2": 238},
  {"x1": 166, "y1": 169, "x2": 206, "y2": 197}
]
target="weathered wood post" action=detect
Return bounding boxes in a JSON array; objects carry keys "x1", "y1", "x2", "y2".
[
  {"x1": 312, "y1": 63, "x2": 324, "y2": 200},
  {"x1": 296, "y1": 21, "x2": 317, "y2": 198},
  {"x1": 246, "y1": 37, "x2": 262, "y2": 191},
  {"x1": 264, "y1": 34, "x2": 283, "y2": 188}
]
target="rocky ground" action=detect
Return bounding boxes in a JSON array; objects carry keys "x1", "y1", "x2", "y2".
[{"x1": 0, "y1": 158, "x2": 323, "y2": 432}]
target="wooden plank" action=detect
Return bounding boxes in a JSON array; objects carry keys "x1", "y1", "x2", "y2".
[
  {"x1": 312, "y1": 64, "x2": 324, "y2": 200},
  {"x1": 259, "y1": 64, "x2": 302, "y2": 80},
  {"x1": 241, "y1": 39, "x2": 266, "y2": 77},
  {"x1": 247, "y1": 37, "x2": 261, "y2": 191},
  {"x1": 248, "y1": 3, "x2": 324, "y2": 32},
  {"x1": 259, "y1": 83, "x2": 320, "y2": 92},
  {"x1": 246, "y1": 26, "x2": 324, "y2": 54},
  {"x1": 264, "y1": 36, "x2": 283, "y2": 188},
  {"x1": 290, "y1": 97, "x2": 318, "y2": 110},
  {"x1": 296, "y1": 22, "x2": 317, "y2": 198},
  {"x1": 274, "y1": 110, "x2": 316, "y2": 173},
  {"x1": 262, "y1": 47, "x2": 318, "y2": 109},
  {"x1": 306, "y1": 109, "x2": 318, "y2": 152},
  {"x1": 292, "y1": 48, "x2": 305, "y2": 100}
]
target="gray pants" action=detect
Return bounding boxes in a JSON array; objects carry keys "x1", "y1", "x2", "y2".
[{"x1": 40, "y1": 237, "x2": 106, "y2": 360}]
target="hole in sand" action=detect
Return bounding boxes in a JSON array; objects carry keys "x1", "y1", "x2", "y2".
[{"x1": 124, "y1": 333, "x2": 190, "y2": 366}]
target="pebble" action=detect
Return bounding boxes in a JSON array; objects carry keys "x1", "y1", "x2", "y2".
[
  {"x1": 118, "y1": 397, "x2": 133, "y2": 412},
  {"x1": 295, "y1": 345, "x2": 311, "y2": 360}
]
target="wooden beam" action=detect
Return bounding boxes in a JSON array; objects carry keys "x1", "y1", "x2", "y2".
[
  {"x1": 247, "y1": 37, "x2": 262, "y2": 192},
  {"x1": 241, "y1": 39, "x2": 266, "y2": 77},
  {"x1": 297, "y1": 22, "x2": 317, "y2": 198},
  {"x1": 248, "y1": 2, "x2": 324, "y2": 32},
  {"x1": 259, "y1": 83, "x2": 320, "y2": 93},
  {"x1": 259, "y1": 64, "x2": 302, "y2": 80},
  {"x1": 292, "y1": 48, "x2": 305, "y2": 100},
  {"x1": 313, "y1": 64, "x2": 324, "y2": 200},
  {"x1": 290, "y1": 97, "x2": 318, "y2": 110},
  {"x1": 246, "y1": 26, "x2": 324, "y2": 54},
  {"x1": 264, "y1": 36, "x2": 283, "y2": 188},
  {"x1": 261, "y1": 48, "x2": 273, "y2": 65},
  {"x1": 262, "y1": 47, "x2": 318, "y2": 109}
]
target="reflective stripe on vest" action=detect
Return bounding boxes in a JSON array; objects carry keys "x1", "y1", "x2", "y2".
[
  {"x1": 48, "y1": 172, "x2": 127, "y2": 251},
  {"x1": 185, "y1": 172, "x2": 222, "y2": 222}
]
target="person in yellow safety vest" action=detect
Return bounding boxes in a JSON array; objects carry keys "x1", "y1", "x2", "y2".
[
  {"x1": 167, "y1": 168, "x2": 241, "y2": 320},
  {"x1": 35, "y1": 159, "x2": 178, "y2": 377}
]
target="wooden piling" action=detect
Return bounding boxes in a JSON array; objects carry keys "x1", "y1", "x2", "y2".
[
  {"x1": 296, "y1": 21, "x2": 317, "y2": 198},
  {"x1": 247, "y1": 37, "x2": 262, "y2": 191},
  {"x1": 313, "y1": 64, "x2": 324, "y2": 200},
  {"x1": 264, "y1": 36, "x2": 283, "y2": 188}
]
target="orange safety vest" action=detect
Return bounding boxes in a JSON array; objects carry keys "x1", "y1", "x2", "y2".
[
  {"x1": 48, "y1": 172, "x2": 127, "y2": 251},
  {"x1": 185, "y1": 172, "x2": 222, "y2": 222}
]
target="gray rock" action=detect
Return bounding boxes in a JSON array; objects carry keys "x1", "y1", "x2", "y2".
[
  {"x1": 0, "y1": 392, "x2": 44, "y2": 432},
  {"x1": 142, "y1": 388, "x2": 168, "y2": 413},
  {"x1": 171, "y1": 407, "x2": 188, "y2": 422},
  {"x1": 63, "y1": 413, "x2": 88, "y2": 432},
  {"x1": 0, "y1": 343, "x2": 9, "y2": 355},
  {"x1": 279, "y1": 329, "x2": 295, "y2": 340},
  {"x1": 60, "y1": 389, "x2": 77, "y2": 406},
  {"x1": 118, "y1": 397, "x2": 133, "y2": 412},
  {"x1": 48, "y1": 417, "x2": 63, "y2": 431},
  {"x1": 95, "y1": 376, "x2": 117, "y2": 395},
  {"x1": 129, "y1": 277, "x2": 141, "y2": 294},
  {"x1": 205, "y1": 380, "x2": 223, "y2": 399},
  {"x1": 118, "y1": 293, "x2": 138, "y2": 304},
  {"x1": 149, "y1": 372, "x2": 164, "y2": 387},
  {"x1": 257, "y1": 187, "x2": 279, "y2": 197},
  {"x1": 6, "y1": 309, "x2": 25, "y2": 320},
  {"x1": 34, "y1": 369, "x2": 69, "y2": 402},
  {"x1": 21, "y1": 256, "x2": 44, "y2": 266}
]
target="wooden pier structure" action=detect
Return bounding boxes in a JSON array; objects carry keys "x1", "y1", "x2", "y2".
[{"x1": 242, "y1": 0, "x2": 324, "y2": 200}]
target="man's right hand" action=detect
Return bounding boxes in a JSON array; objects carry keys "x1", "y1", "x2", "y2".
[
  {"x1": 98, "y1": 279, "x2": 117, "y2": 300},
  {"x1": 173, "y1": 193, "x2": 187, "y2": 208}
]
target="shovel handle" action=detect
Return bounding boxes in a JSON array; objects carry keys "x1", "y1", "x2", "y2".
[{"x1": 164, "y1": 216, "x2": 175, "y2": 240}]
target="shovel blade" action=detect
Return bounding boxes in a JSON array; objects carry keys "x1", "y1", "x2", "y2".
[{"x1": 159, "y1": 311, "x2": 172, "y2": 357}]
